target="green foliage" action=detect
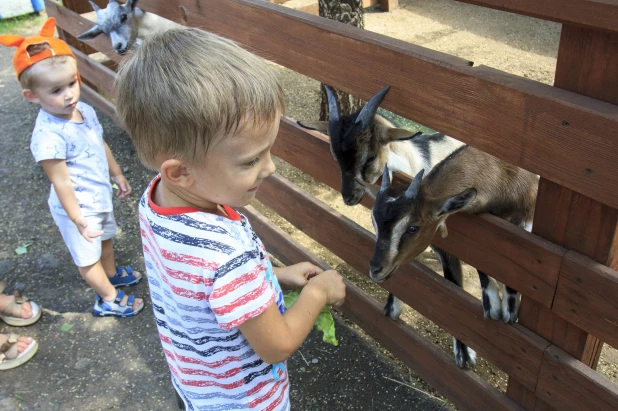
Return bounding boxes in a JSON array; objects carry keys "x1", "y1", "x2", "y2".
[
  {"x1": 0, "y1": 13, "x2": 47, "y2": 35},
  {"x1": 284, "y1": 290, "x2": 339, "y2": 346}
]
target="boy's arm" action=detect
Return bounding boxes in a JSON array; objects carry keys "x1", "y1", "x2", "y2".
[
  {"x1": 238, "y1": 270, "x2": 345, "y2": 364},
  {"x1": 103, "y1": 141, "x2": 132, "y2": 199},
  {"x1": 40, "y1": 159, "x2": 103, "y2": 242}
]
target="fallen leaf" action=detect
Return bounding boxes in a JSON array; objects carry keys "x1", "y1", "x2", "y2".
[
  {"x1": 14, "y1": 243, "x2": 32, "y2": 255},
  {"x1": 60, "y1": 323, "x2": 74, "y2": 332},
  {"x1": 112, "y1": 183, "x2": 119, "y2": 189}
]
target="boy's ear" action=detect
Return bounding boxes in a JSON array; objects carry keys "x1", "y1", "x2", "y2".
[
  {"x1": 161, "y1": 159, "x2": 193, "y2": 187},
  {"x1": 22, "y1": 89, "x2": 39, "y2": 103}
]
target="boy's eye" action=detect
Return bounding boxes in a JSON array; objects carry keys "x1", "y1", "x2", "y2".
[{"x1": 244, "y1": 157, "x2": 260, "y2": 167}]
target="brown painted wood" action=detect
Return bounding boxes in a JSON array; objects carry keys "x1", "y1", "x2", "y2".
[
  {"x1": 255, "y1": 173, "x2": 549, "y2": 390},
  {"x1": 70, "y1": 46, "x2": 116, "y2": 97},
  {"x1": 80, "y1": 83, "x2": 119, "y2": 125},
  {"x1": 60, "y1": 0, "x2": 107, "y2": 15},
  {"x1": 379, "y1": 0, "x2": 397, "y2": 12},
  {"x1": 136, "y1": 0, "x2": 618, "y2": 209},
  {"x1": 454, "y1": 0, "x2": 618, "y2": 34},
  {"x1": 552, "y1": 251, "x2": 618, "y2": 350},
  {"x1": 45, "y1": 1, "x2": 125, "y2": 64},
  {"x1": 274, "y1": 118, "x2": 568, "y2": 306},
  {"x1": 507, "y1": 25, "x2": 618, "y2": 410},
  {"x1": 241, "y1": 205, "x2": 524, "y2": 411},
  {"x1": 536, "y1": 345, "x2": 618, "y2": 410}
]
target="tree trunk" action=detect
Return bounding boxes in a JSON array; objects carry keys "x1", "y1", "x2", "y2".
[{"x1": 318, "y1": 0, "x2": 364, "y2": 120}]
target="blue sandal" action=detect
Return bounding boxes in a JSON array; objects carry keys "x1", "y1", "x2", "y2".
[
  {"x1": 93, "y1": 290, "x2": 144, "y2": 317},
  {"x1": 109, "y1": 266, "x2": 141, "y2": 288}
]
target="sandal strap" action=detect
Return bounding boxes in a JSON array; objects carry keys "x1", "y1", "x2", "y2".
[
  {"x1": 115, "y1": 290, "x2": 125, "y2": 303},
  {"x1": 14, "y1": 290, "x2": 28, "y2": 305},
  {"x1": 0, "y1": 333, "x2": 18, "y2": 359},
  {"x1": 1, "y1": 291, "x2": 29, "y2": 318}
]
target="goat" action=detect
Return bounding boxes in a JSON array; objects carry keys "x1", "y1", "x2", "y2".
[
  {"x1": 77, "y1": 0, "x2": 179, "y2": 55},
  {"x1": 298, "y1": 86, "x2": 479, "y2": 367},
  {"x1": 362, "y1": 146, "x2": 538, "y2": 367}
]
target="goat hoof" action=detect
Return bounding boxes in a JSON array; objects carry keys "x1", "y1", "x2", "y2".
[
  {"x1": 453, "y1": 338, "x2": 477, "y2": 369},
  {"x1": 501, "y1": 294, "x2": 519, "y2": 323},
  {"x1": 383, "y1": 294, "x2": 403, "y2": 320}
]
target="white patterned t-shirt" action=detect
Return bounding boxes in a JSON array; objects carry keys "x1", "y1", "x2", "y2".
[
  {"x1": 139, "y1": 176, "x2": 290, "y2": 411},
  {"x1": 30, "y1": 102, "x2": 113, "y2": 216}
]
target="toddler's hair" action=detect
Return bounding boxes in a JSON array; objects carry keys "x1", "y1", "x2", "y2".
[
  {"x1": 20, "y1": 46, "x2": 72, "y2": 90},
  {"x1": 115, "y1": 27, "x2": 285, "y2": 170}
]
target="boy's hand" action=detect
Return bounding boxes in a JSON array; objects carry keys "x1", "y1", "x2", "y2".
[
  {"x1": 275, "y1": 262, "x2": 323, "y2": 289},
  {"x1": 73, "y1": 216, "x2": 104, "y2": 243},
  {"x1": 111, "y1": 174, "x2": 132, "y2": 199},
  {"x1": 307, "y1": 270, "x2": 346, "y2": 307}
]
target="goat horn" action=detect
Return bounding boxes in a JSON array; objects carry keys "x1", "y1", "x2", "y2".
[
  {"x1": 89, "y1": 0, "x2": 101, "y2": 11},
  {"x1": 355, "y1": 85, "x2": 391, "y2": 131},
  {"x1": 324, "y1": 85, "x2": 342, "y2": 143},
  {"x1": 379, "y1": 165, "x2": 391, "y2": 194},
  {"x1": 405, "y1": 169, "x2": 424, "y2": 200}
]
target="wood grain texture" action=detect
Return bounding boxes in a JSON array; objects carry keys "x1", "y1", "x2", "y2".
[
  {"x1": 241, "y1": 205, "x2": 523, "y2": 411},
  {"x1": 71, "y1": 46, "x2": 116, "y2": 97},
  {"x1": 135, "y1": 0, "x2": 618, "y2": 209},
  {"x1": 536, "y1": 345, "x2": 618, "y2": 410},
  {"x1": 455, "y1": 0, "x2": 618, "y2": 34},
  {"x1": 255, "y1": 173, "x2": 549, "y2": 390},
  {"x1": 80, "y1": 83, "x2": 119, "y2": 125}
]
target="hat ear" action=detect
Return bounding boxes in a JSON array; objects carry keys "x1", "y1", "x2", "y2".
[
  {"x1": 40, "y1": 18, "x2": 57, "y2": 38},
  {"x1": 0, "y1": 35, "x2": 25, "y2": 48}
]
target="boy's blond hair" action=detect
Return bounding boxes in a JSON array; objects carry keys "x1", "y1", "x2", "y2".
[
  {"x1": 20, "y1": 53, "x2": 73, "y2": 90},
  {"x1": 115, "y1": 28, "x2": 285, "y2": 170}
]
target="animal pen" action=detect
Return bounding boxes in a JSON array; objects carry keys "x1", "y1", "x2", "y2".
[{"x1": 45, "y1": 0, "x2": 618, "y2": 409}]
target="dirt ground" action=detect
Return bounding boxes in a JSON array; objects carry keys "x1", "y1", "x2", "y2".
[{"x1": 1, "y1": 1, "x2": 616, "y2": 410}]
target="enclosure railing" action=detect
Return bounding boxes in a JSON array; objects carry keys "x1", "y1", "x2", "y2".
[{"x1": 45, "y1": 1, "x2": 618, "y2": 409}]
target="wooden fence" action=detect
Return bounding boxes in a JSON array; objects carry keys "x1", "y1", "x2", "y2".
[{"x1": 45, "y1": 0, "x2": 618, "y2": 409}]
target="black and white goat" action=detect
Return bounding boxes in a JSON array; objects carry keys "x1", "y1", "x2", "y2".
[
  {"x1": 363, "y1": 146, "x2": 538, "y2": 367},
  {"x1": 77, "y1": 0, "x2": 179, "y2": 55}
]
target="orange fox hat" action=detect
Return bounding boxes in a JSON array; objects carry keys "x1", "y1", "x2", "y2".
[{"x1": 0, "y1": 17, "x2": 80, "y2": 82}]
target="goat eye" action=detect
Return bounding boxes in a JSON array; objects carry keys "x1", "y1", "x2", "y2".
[
  {"x1": 407, "y1": 226, "x2": 419, "y2": 234},
  {"x1": 120, "y1": 14, "x2": 127, "y2": 22},
  {"x1": 366, "y1": 155, "x2": 376, "y2": 163}
]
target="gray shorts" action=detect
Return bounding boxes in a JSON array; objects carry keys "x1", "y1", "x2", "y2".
[{"x1": 51, "y1": 211, "x2": 117, "y2": 267}]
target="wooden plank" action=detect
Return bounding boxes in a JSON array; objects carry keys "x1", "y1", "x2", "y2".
[
  {"x1": 378, "y1": 0, "x2": 397, "y2": 12},
  {"x1": 71, "y1": 46, "x2": 116, "y2": 97},
  {"x1": 241, "y1": 205, "x2": 524, "y2": 411},
  {"x1": 552, "y1": 251, "x2": 618, "y2": 350},
  {"x1": 80, "y1": 84, "x2": 119, "y2": 126},
  {"x1": 138, "y1": 0, "x2": 618, "y2": 209},
  {"x1": 506, "y1": 24, "x2": 618, "y2": 410},
  {"x1": 60, "y1": 0, "x2": 107, "y2": 15},
  {"x1": 536, "y1": 345, "x2": 618, "y2": 410},
  {"x1": 45, "y1": 0, "x2": 125, "y2": 64},
  {"x1": 274, "y1": 118, "x2": 566, "y2": 307},
  {"x1": 455, "y1": 0, "x2": 618, "y2": 34},
  {"x1": 255, "y1": 173, "x2": 549, "y2": 391}
]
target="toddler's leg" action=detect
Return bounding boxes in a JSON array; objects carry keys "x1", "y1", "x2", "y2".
[
  {"x1": 101, "y1": 238, "x2": 141, "y2": 283},
  {"x1": 78, "y1": 261, "x2": 143, "y2": 310}
]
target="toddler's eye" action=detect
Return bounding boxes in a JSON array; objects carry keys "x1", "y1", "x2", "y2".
[{"x1": 244, "y1": 157, "x2": 259, "y2": 167}]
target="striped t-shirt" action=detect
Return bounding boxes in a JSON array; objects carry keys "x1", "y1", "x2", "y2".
[{"x1": 139, "y1": 176, "x2": 289, "y2": 411}]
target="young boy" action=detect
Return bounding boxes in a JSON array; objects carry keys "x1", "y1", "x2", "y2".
[
  {"x1": 115, "y1": 28, "x2": 346, "y2": 410},
  {"x1": 1, "y1": 18, "x2": 143, "y2": 317}
]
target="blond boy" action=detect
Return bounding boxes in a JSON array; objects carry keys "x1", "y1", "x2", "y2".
[
  {"x1": 1, "y1": 18, "x2": 143, "y2": 317},
  {"x1": 116, "y1": 28, "x2": 346, "y2": 410}
]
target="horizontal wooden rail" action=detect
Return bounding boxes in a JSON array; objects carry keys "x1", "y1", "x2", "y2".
[
  {"x1": 455, "y1": 0, "x2": 618, "y2": 34},
  {"x1": 536, "y1": 345, "x2": 618, "y2": 410},
  {"x1": 241, "y1": 205, "x2": 524, "y2": 411},
  {"x1": 255, "y1": 173, "x2": 549, "y2": 390},
  {"x1": 80, "y1": 83, "x2": 118, "y2": 124},
  {"x1": 137, "y1": 0, "x2": 618, "y2": 209},
  {"x1": 71, "y1": 46, "x2": 116, "y2": 97},
  {"x1": 274, "y1": 118, "x2": 566, "y2": 307}
]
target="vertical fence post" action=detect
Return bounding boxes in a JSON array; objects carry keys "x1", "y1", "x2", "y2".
[{"x1": 506, "y1": 24, "x2": 618, "y2": 411}]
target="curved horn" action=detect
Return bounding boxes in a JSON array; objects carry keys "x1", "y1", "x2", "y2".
[
  {"x1": 355, "y1": 85, "x2": 391, "y2": 131},
  {"x1": 405, "y1": 169, "x2": 424, "y2": 200},
  {"x1": 88, "y1": 0, "x2": 101, "y2": 11},
  {"x1": 324, "y1": 85, "x2": 342, "y2": 143},
  {"x1": 379, "y1": 165, "x2": 391, "y2": 194}
]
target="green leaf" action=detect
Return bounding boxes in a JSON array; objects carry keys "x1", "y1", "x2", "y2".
[
  {"x1": 14, "y1": 243, "x2": 32, "y2": 255},
  {"x1": 15, "y1": 394, "x2": 24, "y2": 401},
  {"x1": 284, "y1": 290, "x2": 338, "y2": 346},
  {"x1": 111, "y1": 183, "x2": 119, "y2": 189},
  {"x1": 60, "y1": 323, "x2": 74, "y2": 332},
  {"x1": 299, "y1": 366, "x2": 306, "y2": 373}
]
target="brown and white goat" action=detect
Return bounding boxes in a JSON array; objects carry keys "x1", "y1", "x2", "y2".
[{"x1": 364, "y1": 146, "x2": 538, "y2": 367}]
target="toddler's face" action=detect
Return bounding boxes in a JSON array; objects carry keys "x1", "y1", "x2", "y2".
[
  {"x1": 28, "y1": 59, "x2": 80, "y2": 120},
  {"x1": 188, "y1": 115, "x2": 280, "y2": 209}
]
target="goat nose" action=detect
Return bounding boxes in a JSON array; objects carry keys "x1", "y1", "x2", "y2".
[
  {"x1": 369, "y1": 263, "x2": 382, "y2": 275},
  {"x1": 115, "y1": 43, "x2": 123, "y2": 50}
]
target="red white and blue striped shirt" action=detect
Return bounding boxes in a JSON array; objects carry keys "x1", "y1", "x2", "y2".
[{"x1": 139, "y1": 176, "x2": 289, "y2": 411}]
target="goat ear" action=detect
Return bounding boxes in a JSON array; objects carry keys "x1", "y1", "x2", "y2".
[
  {"x1": 438, "y1": 188, "x2": 477, "y2": 216},
  {"x1": 77, "y1": 25, "x2": 104, "y2": 40},
  {"x1": 88, "y1": 0, "x2": 100, "y2": 12},
  {"x1": 383, "y1": 128, "x2": 422, "y2": 144},
  {"x1": 126, "y1": 0, "x2": 139, "y2": 11},
  {"x1": 356, "y1": 177, "x2": 379, "y2": 199},
  {"x1": 297, "y1": 121, "x2": 329, "y2": 134}
]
